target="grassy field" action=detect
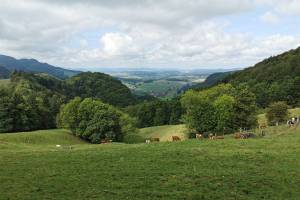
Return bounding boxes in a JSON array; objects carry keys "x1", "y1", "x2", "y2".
[
  {"x1": 0, "y1": 79, "x2": 10, "y2": 86},
  {"x1": 139, "y1": 124, "x2": 188, "y2": 141},
  {"x1": 1, "y1": 124, "x2": 300, "y2": 199}
]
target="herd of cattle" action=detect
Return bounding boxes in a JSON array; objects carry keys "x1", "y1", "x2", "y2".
[
  {"x1": 97, "y1": 118, "x2": 299, "y2": 144},
  {"x1": 145, "y1": 131, "x2": 258, "y2": 143}
]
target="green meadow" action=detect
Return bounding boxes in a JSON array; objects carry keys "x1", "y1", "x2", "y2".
[{"x1": 1, "y1": 123, "x2": 300, "y2": 200}]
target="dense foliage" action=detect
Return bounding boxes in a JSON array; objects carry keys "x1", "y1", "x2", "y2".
[
  {"x1": 124, "y1": 99, "x2": 183, "y2": 128},
  {"x1": 224, "y1": 47, "x2": 300, "y2": 107},
  {"x1": 64, "y1": 72, "x2": 137, "y2": 107},
  {"x1": 0, "y1": 71, "x2": 141, "y2": 133},
  {"x1": 266, "y1": 101, "x2": 289, "y2": 126},
  {"x1": 58, "y1": 98, "x2": 137, "y2": 143},
  {"x1": 181, "y1": 84, "x2": 257, "y2": 135},
  {"x1": 0, "y1": 72, "x2": 65, "y2": 132}
]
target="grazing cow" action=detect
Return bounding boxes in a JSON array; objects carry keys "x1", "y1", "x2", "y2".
[
  {"x1": 196, "y1": 133, "x2": 204, "y2": 139},
  {"x1": 145, "y1": 139, "x2": 151, "y2": 144},
  {"x1": 209, "y1": 133, "x2": 215, "y2": 140},
  {"x1": 172, "y1": 136, "x2": 181, "y2": 141},
  {"x1": 101, "y1": 139, "x2": 112, "y2": 144},
  {"x1": 287, "y1": 120, "x2": 294, "y2": 127},
  {"x1": 234, "y1": 133, "x2": 242, "y2": 139},
  {"x1": 56, "y1": 144, "x2": 61, "y2": 147},
  {"x1": 151, "y1": 138, "x2": 160, "y2": 142}
]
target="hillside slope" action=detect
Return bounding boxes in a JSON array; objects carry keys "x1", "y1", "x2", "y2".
[
  {"x1": 0, "y1": 125, "x2": 299, "y2": 199},
  {"x1": 0, "y1": 129, "x2": 85, "y2": 147},
  {"x1": 0, "y1": 54, "x2": 80, "y2": 79},
  {"x1": 223, "y1": 47, "x2": 300, "y2": 107},
  {"x1": 139, "y1": 124, "x2": 188, "y2": 141},
  {"x1": 192, "y1": 71, "x2": 234, "y2": 90},
  {"x1": 65, "y1": 72, "x2": 137, "y2": 107}
]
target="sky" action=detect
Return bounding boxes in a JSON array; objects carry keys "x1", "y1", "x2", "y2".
[{"x1": 0, "y1": 0, "x2": 300, "y2": 70}]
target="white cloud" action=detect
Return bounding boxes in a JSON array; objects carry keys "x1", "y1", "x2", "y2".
[
  {"x1": 0, "y1": 0, "x2": 299, "y2": 69},
  {"x1": 260, "y1": 12, "x2": 280, "y2": 24}
]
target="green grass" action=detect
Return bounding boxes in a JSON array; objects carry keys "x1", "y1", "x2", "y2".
[
  {"x1": 139, "y1": 124, "x2": 188, "y2": 141},
  {"x1": 0, "y1": 79, "x2": 10, "y2": 86},
  {"x1": 1, "y1": 124, "x2": 300, "y2": 199}
]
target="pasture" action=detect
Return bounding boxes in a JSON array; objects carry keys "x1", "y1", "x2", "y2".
[
  {"x1": 139, "y1": 124, "x2": 188, "y2": 141},
  {"x1": 0, "y1": 124, "x2": 300, "y2": 199}
]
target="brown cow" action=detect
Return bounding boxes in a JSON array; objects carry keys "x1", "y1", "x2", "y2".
[
  {"x1": 172, "y1": 136, "x2": 181, "y2": 141},
  {"x1": 196, "y1": 133, "x2": 204, "y2": 139},
  {"x1": 234, "y1": 133, "x2": 242, "y2": 139}
]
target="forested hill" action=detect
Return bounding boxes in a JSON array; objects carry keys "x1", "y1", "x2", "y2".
[
  {"x1": 65, "y1": 72, "x2": 137, "y2": 107},
  {"x1": 0, "y1": 54, "x2": 81, "y2": 79},
  {"x1": 0, "y1": 65, "x2": 10, "y2": 78},
  {"x1": 192, "y1": 71, "x2": 234, "y2": 90},
  {"x1": 223, "y1": 47, "x2": 300, "y2": 107},
  {"x1": 7, "y1": 71, "x2": 137, "y2": 107}
]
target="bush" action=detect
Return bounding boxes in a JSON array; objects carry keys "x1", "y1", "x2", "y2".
[
  {"x1": 181, "y1": 84, "x2": 257, "y2": 134},
  {"x1": 266, "y1": 101, "x2": 289, "y2": 126},
  {"x1": 58, "y1": 98, "x2": 137, "y2": 143}
]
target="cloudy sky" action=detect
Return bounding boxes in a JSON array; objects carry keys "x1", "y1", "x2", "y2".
[{"x1": 0, "y1": 0, "x2": 300, "y2": 70}]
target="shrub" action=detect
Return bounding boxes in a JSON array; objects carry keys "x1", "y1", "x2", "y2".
[
  {"x1": 58, "y1": 98, "x2": 137, "y2": 143},
  {"x1": 266, "y1": 101, "x2": 289, "y2": 126}
]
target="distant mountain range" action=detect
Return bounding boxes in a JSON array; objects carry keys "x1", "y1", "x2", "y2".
[{"x1": 0, "y1": 54, "x2": 81, "y2": 79}]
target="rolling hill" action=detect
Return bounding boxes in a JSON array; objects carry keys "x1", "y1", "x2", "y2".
[
  {"x1": 0, "y1": 54, "x2": 81, "y2": 79},
  {"x1": 65, "y1": 72, "x2": 137, "y2": 107},
  {"x1": 223, "y1": 47, "x2": 300, "y2": 107},
  {"x1": 191, "y1": 71, "x2": 234, "y2": 90}
]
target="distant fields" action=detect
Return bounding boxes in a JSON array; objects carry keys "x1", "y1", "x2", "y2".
[{"x1": 1, "y1": 123, "x2": 300, "y2": 199}]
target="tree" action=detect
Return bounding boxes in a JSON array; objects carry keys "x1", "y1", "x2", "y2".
[
  {"x1": 232, "y1": 84, "x2": 258, "y2": 130},
  {"x1": 266, "y1": 101, "x2": 289, "y2": 126},
  {"x1": 181, "y1": 84, "x2": 257, "y2": 134},
  {"x1": 181, "y1": 90, "x2": 216, "y2": 133},
  {"x1": 213, "y1": 95, "x2": 236, "y2": 135},
  {"x1": 58, "y1": 98, "x2": 137, "y2": 143}
]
